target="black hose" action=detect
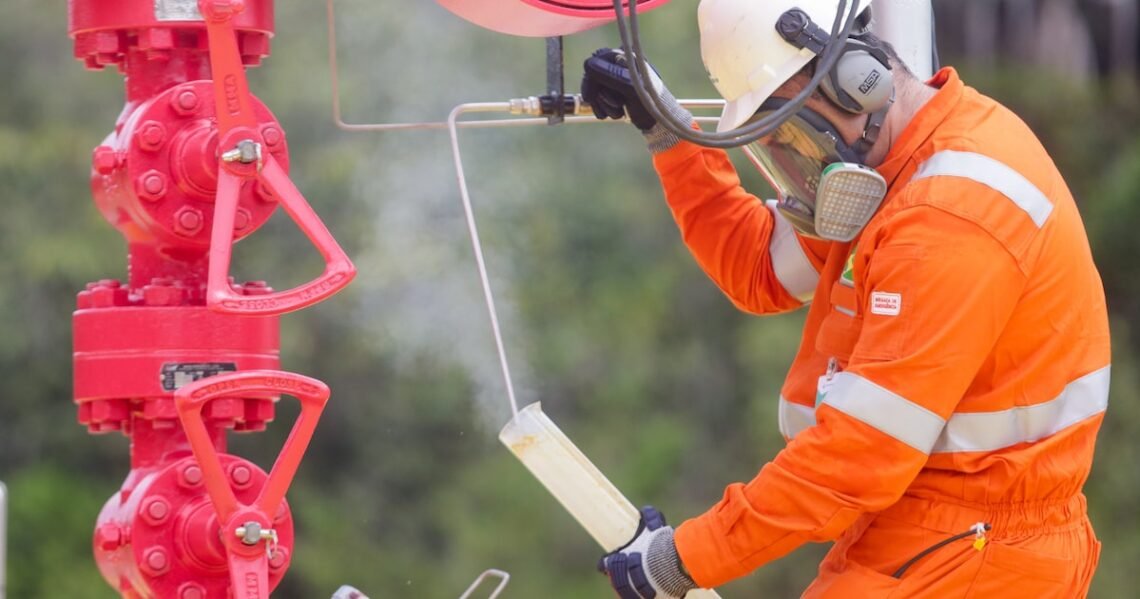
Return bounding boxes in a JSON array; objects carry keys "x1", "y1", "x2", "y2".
[
  {"x1": 892, "y1": 523, "x2": 992, "y2": 579},
  {"x1": 611, "y1": 0, "x2": 861, "y2": 148}
]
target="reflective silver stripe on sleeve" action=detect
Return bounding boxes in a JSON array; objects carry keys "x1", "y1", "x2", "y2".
[
  {"x1": 778, "y1": 396, "x2": 816, "y2": 439},
  {"x1": 913, "y1": 150, "x2": 1053, "y2": 228},
  {"x1": 933, "y1": 366, "x2": 1110, "y2": 453},
  {"x1": 766, "y1": 200, "x2": 820, "y2": 303},
  {"x1": 822, "y1": 372, "x2": 947, "y2": 453}
]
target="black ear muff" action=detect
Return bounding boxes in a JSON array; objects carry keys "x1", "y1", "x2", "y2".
[{"x1": 819, "y1": 39, "x2": 893, "y2": 114}]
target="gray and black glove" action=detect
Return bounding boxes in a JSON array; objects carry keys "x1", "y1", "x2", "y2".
[
  {"x1": 581, "y1": 48, "x2": 694, "y2": 154},
  {"x1": 598, "y1": 506, "x2": 698, "y2": 599}
]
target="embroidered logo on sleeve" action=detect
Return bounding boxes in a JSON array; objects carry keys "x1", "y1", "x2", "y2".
[
  {"x1": 870, "y1": 291, "x2": 902, "y2": 316},
  {"x1": 840, "y1": 246, "x2": 857, "y2": 287}
]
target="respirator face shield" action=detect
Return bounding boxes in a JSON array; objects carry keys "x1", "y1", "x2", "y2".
[{"x1": 741, "y1": 98, "x2": 888, "y2": 242}]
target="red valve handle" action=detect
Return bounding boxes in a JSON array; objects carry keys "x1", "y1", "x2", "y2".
[
  {"x1": 200, "y1": 0, "x2": 356, "y2": 316},
  {"x1": 207, "y1": 162, "x2": 356, "y2": 316},
  {"x1": 201, "y1": 0, "x2": 258, "y2": 138},
  {"x1": 175, "y1": 370, "x2": 330, "y2": 599}
]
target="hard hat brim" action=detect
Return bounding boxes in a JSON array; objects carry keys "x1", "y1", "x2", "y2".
[
  {"x1": 716, "y1": 87, "x2": 771, "y2": 133},
  {"x1": 714, "y1": 49, "x2": 815, "y2": 133}
]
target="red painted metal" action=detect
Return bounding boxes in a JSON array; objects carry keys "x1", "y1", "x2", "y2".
[
  {"x1": 207, "y1": 158, "x2": 357, "y2": 315},
  {"x1": 435, "y1": 0, "x2": 672, "y2": 37},
  {"x1": 176, "y1": 371, "x2": 329, "y2": 599},
  {"x1": 200, "y1": 0, "x2": 355, "y2": 316},
  {"x1": 70, "y1": 0, "x2": 273, "y2": 71},
  {"x1": 68, "y1": 0, "x2": 352, "y2": 595},
  {"x1": 89, "y1": 79, "x2": 286, "y2": 265}
]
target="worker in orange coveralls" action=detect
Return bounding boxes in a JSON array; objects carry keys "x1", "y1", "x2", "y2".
[{"x1": 580, "y1": 0, "x2": 1111, "y2": 597}]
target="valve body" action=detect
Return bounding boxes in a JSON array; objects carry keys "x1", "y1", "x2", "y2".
[{"x1": 68, "y1": 1, "x2": 299, "y2": 596}]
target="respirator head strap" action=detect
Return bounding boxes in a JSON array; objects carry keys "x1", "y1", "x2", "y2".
[{"x1": 851, "y1": 92, "x2": 895, "y2": 158}]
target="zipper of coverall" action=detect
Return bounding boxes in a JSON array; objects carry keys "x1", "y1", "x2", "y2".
[{"x1": 892, "y1": 522, "x2": 992, "y2": 579}]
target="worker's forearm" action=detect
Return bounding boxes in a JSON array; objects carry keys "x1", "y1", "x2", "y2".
[
  {"x1": 652, "y1": 142, "x2": 805, "y2": 314},
  {"x1": 673, "y1": 406, "x2": 928, "y2": 588}
]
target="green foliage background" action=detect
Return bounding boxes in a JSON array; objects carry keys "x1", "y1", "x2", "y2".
[{"x1": 1, "y1": 1, "x2": 1137, "y2": 597}]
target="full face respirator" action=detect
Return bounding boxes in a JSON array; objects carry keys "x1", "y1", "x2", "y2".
[
  {"x1": 741, "y1": 8, "x2": 895, "y2": 242},
  {"x1": 742, "y1": 98, "x2": 888, "y2": 242}
]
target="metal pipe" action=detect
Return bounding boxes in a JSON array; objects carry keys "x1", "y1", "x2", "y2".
[
  {"x1": 446, "y1": 103, "x2": 524, "y2": 417},
  {"x1": 1, "y1": 481, "x2": 6, "y2": 599},
  {"x1": 326, "y1": 0, "x2": 722, "y2": 132},
  {"x1": 872, "y1": 0, "x2": 935, "y2": 79},
  {"x1": 457, "y1": 569, "x2": 510, "y2": 599}
]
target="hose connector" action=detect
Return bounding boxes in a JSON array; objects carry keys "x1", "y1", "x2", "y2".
[{"x1": 508, "y1": 95, "x2": 592, "y2": 118}]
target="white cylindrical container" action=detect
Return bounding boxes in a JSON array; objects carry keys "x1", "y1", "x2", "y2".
[{"x1": 500, "y1": 403, "x2": 721, "y2": 598}]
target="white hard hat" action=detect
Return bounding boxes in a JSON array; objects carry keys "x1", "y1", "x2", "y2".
[{"x1": 699, "y1": 0, "x2": 873, "y2": 132}]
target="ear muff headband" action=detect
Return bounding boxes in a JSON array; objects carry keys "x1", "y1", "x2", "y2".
[{"x1": 777, "y1": 9, "x2": 894, "y2": 115}]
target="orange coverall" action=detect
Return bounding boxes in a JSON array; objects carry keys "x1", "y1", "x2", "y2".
[{"x1": 656, "y1": 68, "x2": 1110, "y2": 597}]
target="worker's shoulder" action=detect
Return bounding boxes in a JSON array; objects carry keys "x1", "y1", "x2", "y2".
[{"x1": 888, "y1": 103, "x2": 1078, "y2": 266}]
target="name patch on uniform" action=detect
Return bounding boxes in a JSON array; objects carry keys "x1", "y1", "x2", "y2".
[{"x1": 870, "y1": 292, "x2": 902, "y2": 316}]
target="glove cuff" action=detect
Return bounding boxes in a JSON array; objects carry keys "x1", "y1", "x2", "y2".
[
  {"x1": 643, "y1": 88, "x2": 694, "y2": 154},
  {"x1": 646, "y1": 528, "x2": 698, "y2": 597}
]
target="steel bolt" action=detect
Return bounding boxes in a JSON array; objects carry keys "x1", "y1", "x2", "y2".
[
  {"x1": 141, "y1": 497, "x2": 171, "y2": 526},
  {"x1": 136, "y1": 170, "x2": 169, "y2": 202},
  {"x1": 137, "y1": 121, "x2": 167, "y2": 152},
  {"x1": 233, "y1": 207, "x2": 252, "y2": 232},
  {"x1": 142, "y1": 280, "x2": 186, "y2": 307},
  {"x1": 95, "y1": 522, "x2": 123, "y2": 551},
  {"x1": 179, "y1": 464, "x2": 203, "y2": 488},
  {"x1": 172, "y1": 89, "x2": 201, "y2": 116},
  {"x1": 141, "y1": 546, "x2": 171, "y2": 576},
  {"x1": 254, "y1": 181, "x2": 276, "y2": 203},
  {"x1": 268, "y1": 546, "x2": 289, "y2": 570},
  {"x1": 174, "y1": 206, "x2": 205, "y2": 237},
  {"x1": 179, "y1": 583, "x2": 207, "y2": 599},
  {"x1": 261, "y1": 126, "x2": 283, "y2": 149},
  {"x1": 230, "y1": 464, "x2": 253, "y2": 488},
  {"x1": 92, "y1": 146, "x2": 120, "y2": 175}
]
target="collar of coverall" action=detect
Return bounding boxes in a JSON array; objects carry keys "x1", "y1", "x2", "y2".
[{"x1": 873, "y1": 67, "x2": 964, "y2": 188}]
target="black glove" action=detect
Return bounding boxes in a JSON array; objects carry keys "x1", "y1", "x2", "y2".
[
  {"x1": 582, "y1": 48, "x2": 661, "y2": 131},
  {"x1": 598, "y1": 506, "x2": 698, "y2": 599}
]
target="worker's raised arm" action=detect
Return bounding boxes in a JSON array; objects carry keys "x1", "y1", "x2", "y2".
[
  {"x1": 652, "y1": 140, "x2": 829, "y2": 314},
  {"x1": 580, "y1": 48, "x2": 829, "y2": 315}
]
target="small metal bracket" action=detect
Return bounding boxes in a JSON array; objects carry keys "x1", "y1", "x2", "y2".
[
  {"x1": 458, "y1": 569, "x2": 510, "y2": 599},
  {"x1": 545, "y1": 37, "x2": 565, "y2": 125},
  {"x1": 329, "y1": 568, "x2": 509, "y2": 599},
  {"x1": 1, "y1": 481, "x2": 7, "y2": 599}
]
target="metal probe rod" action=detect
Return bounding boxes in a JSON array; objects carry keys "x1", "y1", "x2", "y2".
[
  {"x1": 1, "y1": 481, "x2": 6, "y2": 599},
  {"x1": 444, "y1": 97, "x2": 723, "y2": 418},
  {"x1": 446, "y1": 103, "x2": 524, "y2": 417}
]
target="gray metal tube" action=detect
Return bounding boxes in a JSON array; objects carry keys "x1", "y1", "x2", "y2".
[
  {"x1": 872, "y1": 0, "x2": 935, "y2": 79},
  {"x1": 1, "y1": 481, "x2": 6, "y2": 599}
]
